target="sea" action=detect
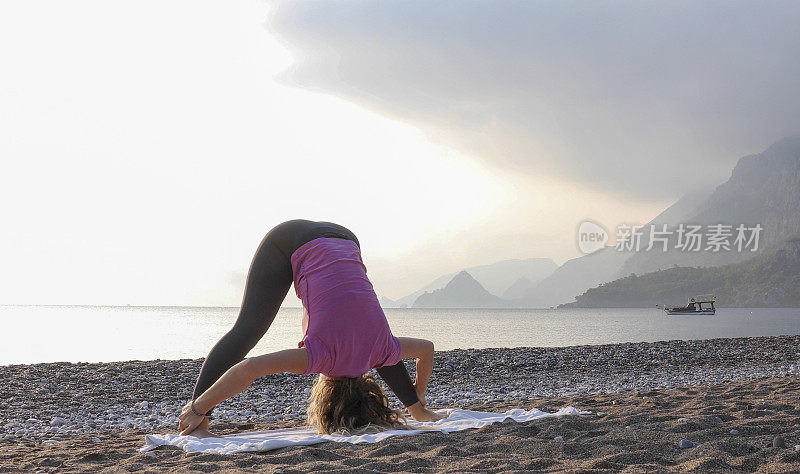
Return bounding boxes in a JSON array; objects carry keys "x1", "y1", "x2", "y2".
[{"x1": 1, "y1": 306, "x2": 799, "y2": 366}]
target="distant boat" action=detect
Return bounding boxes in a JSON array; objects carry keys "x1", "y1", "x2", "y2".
[{"x1": 663, "y1": 294, "x2": 716, "y2": 315}]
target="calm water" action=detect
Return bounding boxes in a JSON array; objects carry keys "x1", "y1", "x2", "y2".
[{"x1": 1, "y1": 306, "x2": 799, "y2": 365}]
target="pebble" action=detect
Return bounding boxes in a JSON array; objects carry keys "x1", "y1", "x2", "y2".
[
  {"x1": 730, "y1": 429, "x2": 739, "y2": 435},
  {"x1": 773, "y1": 436, "x2": 786, "y2": 448},
  {"x1": 794, "y1": 445, "x2": 800, "y2": 452},
  {"x1": 679, "y1": 439, "x2": 696, "y2": 449},
  {"x1": 554, "y1": 436, "x2": 564, "y2": 442},
  {"x1": 49, "y1": 417, "x2": 66, "y2": 427},
  {"x1": 1, "y1": 335, "x2": 799, "y2": 442}
]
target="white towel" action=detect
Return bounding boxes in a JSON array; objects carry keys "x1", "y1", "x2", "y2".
[{"x1": 140, "y1": 406, "x2": 589, "y2": 454}]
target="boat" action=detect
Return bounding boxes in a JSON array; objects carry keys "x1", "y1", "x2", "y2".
[{"x1": 663, "y1": 294, "x2": 716, "y2": 315}]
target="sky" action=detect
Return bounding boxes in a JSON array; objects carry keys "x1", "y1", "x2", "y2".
[{"x1": 1, "y1": 1, "x2": 797, "y2": 306}]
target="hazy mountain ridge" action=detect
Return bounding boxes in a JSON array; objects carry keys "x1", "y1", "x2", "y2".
[
  {"x1": 519, "y1": 136, "x2": 800, "y2": 308},
  {"x1": 507, "y1": 247, "x2": 632, "y2": 308},
  {"x1": 412, "y1": 271, "x2": 509, "y2": 308},
  {"x1": 561, "y1": 238, "x2": 800, "y2": 308},
  {"x1": 495, "y1": 183, "x2": 715, "y2": 308},
  {"x1": 381, "y1": 137, "x2": 800, "y2": 309},
  {"x1": 616, "y1": 136, "x2": 800, "y2": 278},
  {"x1": 389, "y1": 257, "x2": 557, "y2": 307},
  {"x1": 501, "y1": 276, "x2": 535, "y2": 299}
]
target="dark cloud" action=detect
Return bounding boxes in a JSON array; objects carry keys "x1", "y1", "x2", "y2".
[{"x1": 267, "y1": 0, "x2": 800, "y2": 199}]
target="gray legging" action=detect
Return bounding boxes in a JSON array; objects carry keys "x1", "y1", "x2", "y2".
[{"x1": 191, "y1": 219, "x2": 419, "y2": 414}]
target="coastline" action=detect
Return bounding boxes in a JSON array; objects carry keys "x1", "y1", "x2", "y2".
[{"x1": 2, "y1": 335, "x2": 799, "y2": 472}]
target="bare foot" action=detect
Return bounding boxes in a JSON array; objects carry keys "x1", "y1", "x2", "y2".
[
  {"x1": 408, "y1": 403, "x2": 449, "y2": 422},
  {"x1": 185, "y1": 426, "x2": 220, "y2": 439}
]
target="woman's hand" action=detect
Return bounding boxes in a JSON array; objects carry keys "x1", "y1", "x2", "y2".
[{"x1": 178, "y1": 400, "x2": 208, "y2": 436}]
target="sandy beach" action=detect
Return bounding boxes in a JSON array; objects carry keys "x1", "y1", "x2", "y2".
[{"x1": 2, "y1": 335, "x2": 799, "y2": 472}]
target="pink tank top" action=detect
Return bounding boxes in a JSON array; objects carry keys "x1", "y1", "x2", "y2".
[{"x1": 291, "y1": 237, "x2": 402, "y2": 377}]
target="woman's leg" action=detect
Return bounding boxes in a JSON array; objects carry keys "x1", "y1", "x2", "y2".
[
  {"x1": 190, "y1": 225, "x2": 295, "y2": 414},
  {"x1": 190, "y1": 219, "x2": 351, "y2": 411}
]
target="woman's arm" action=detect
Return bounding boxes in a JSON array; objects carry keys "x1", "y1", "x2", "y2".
[
  {"x1": 395, "y1": 337, "x2": 444, "y2": 422},
  {"x1": 398, "y1": 337, "x2": 435, "y2": 396},
  {"x1": 179, "y1": 348, "x2": 308, "y2": 435}
]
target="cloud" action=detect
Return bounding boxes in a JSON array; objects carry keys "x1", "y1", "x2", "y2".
[{"x1": 267, "y1": 0, "x2": 800, "y2": 199}]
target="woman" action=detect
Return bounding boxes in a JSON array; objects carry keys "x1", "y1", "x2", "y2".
[{"x1": 179, "y1": 219, "x2": 446, "y2": 437}]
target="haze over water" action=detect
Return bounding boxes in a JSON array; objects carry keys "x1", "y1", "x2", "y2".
[{"x1": 2, "y1": 305, "x2": 798, "y2": 366}]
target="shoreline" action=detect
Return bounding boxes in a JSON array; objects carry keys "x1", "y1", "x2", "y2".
[{"x1": 4, "y1": 327, "x2": 800, "y2": 369}]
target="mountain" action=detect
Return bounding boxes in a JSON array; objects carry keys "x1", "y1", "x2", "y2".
[
  {"x1": 561, "y1": 237, "x2": 800, "y2": 308},
  {"x1": 516, "y1": 136, "x2": 800, "y2": 308},
  {"x1": 393, "y1": 257, "x2": 557, "y2": 307},
  {"x1": 388, "y1": 137, "x2": 800, "y2": 309},
  {"x1": 378, "y1": 296, "x2": 407, "y2": 308},
  {"x1": 509, "y1": 187, "x2": 712, "y2": 308},
  {"x1": 502, "y1": 276, "x2": 536, "y2": 299},
  {"x1": 615, "y1": 136, "x2": 800, "y2": 278},
  {"x1": 412, "y1": 271, "x2": 508, "y2": 308},
  {"x1": 508, "y1": 247, "x2": 632, "y2": 308}
]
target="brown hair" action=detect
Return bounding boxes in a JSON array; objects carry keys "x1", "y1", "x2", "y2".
[{"x1": 305, "y1": 373, "x2": 410, "y2": 435}]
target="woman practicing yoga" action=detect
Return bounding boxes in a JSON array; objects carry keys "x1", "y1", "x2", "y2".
[{"x1": 179, "y1": 219, "x2": 446, "y2": 437}]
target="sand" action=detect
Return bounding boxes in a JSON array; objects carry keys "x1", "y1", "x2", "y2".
[
  {"x1": 2, "y1": 336, "x2": 799, "y2": 472},
  {"x1": 2, "y1": 377, "x2": 799, "y2": 472}
]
